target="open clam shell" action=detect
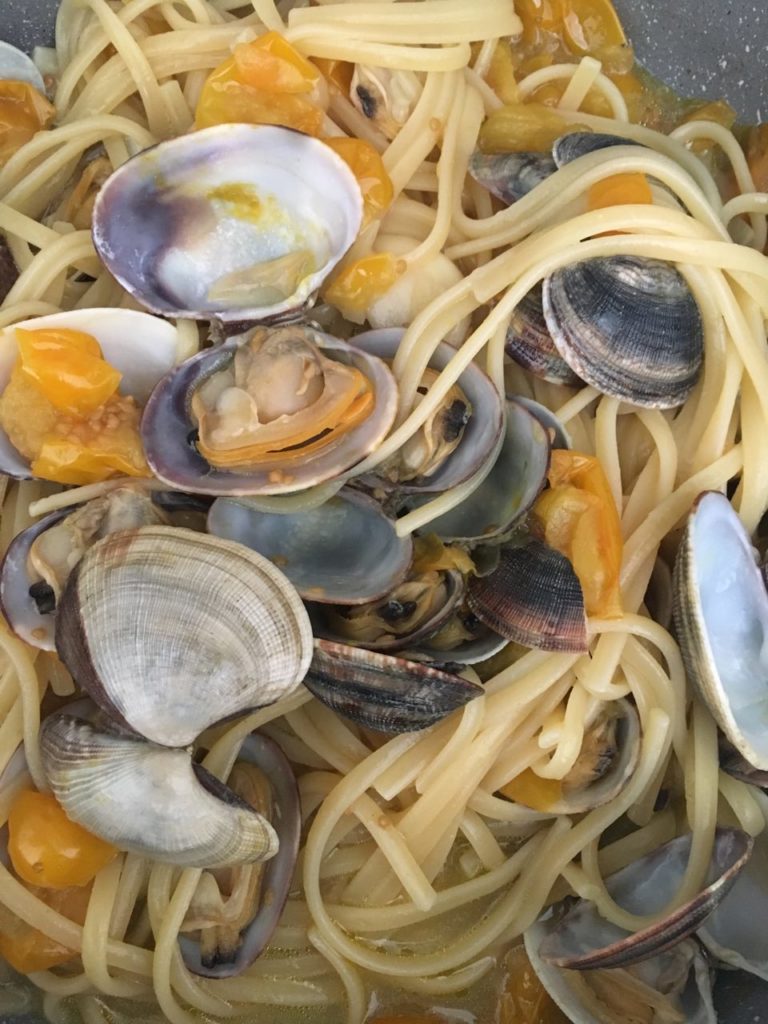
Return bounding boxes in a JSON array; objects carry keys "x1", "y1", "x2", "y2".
[
  {"x1": 514, "y1": 395, "x2": 572, "y2": 450},
  {"x1": 505, "y1": 284, "x2": 581, "y2": 387},
  {"x1": 469, "y1": 150, "x2": 556, "y2": 204},
  {"x1": 313, "y1": 569, "x2": 465, "y2": 653},
  {"x1": 0, "y1": 308, "x2": 180, "y2": 479},
  {"x1": 542, "y1": 256, "x2": 704, "y2": 409},
  {"x1": 141, "y1": 330, "x2": 398, "y2": 496},
  {"x1": 208, "y1": 488, "x2": 412, "y2": 605},
  {"x1": 0, "y1": 488, "x2": 168, "y2": 651},
  {"x1": 537, "y1": 828, "x2": 753, "y2": 970},
  {"x1": 92, "y1": 124, "x2": 363, "y2": 323},
  {"x1": 0, "y1": 41, "x2": 46, "y2": 92},
  {"x1": 352, "y1": 328, "x2": 504, "y2": 495},
  {"x1": 552, "y1": 131, "x2": 642, "y2": 167},
  {"x1": 304, "y1": 639, "x2": 483, "y2": 733},
  {"x1": 179, "y1": 732, "x2": 301, "y2": 979},
  {"x1": 524, "y1": 931, "x2": 716, "y2": 1024},
  {"x1": 41, "y1": 713, "x2": 278, "y2": 869},
  {"x1": 415, "y1": 398, "x2": 550, "y2": 545},
  {"x1": 468, "y1": 541, "x2": 588, "y2": 653},
  {"x1": 55, "y1": 527, "x2": 313, "y2": 747},
  {"x1": 673, "y1": 491, "x2": 768, "y2": 770}
]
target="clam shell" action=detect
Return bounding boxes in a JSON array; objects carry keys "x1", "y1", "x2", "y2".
[
  {"x1": 538, "y1": 828, "x2": 753, "y2": 970},
  {"x1": 92, "y1": 124, "x2": 362, "y2": 322},
  {"x1": 505, "y1": 284, "x2": 581, "y2": 386},
  {"x1": 468, "y1": 541, "x2": 588, "y2": 652},
  {"x1": 524, "y1": 931, "x2": 716, "y2": 1024},
  {"x1": 141, "y1": 332, "x2": 398, "y2": 496},
  {"x1": 0, "y1": 41, "x2": 46, "y2": 92},
  {"x1": 0, "y1": 308, "x2": 180, "y2": 479},
  {"x1": 55, "y1": 527, "x2": 313, "y2": 747},
  {"x1": 513, "y1": 395, "x2": 572, "y2": 450},
  {"x1": 0, "y1": 508, "x2": 69, "y2": 651},
  {"x1": 542, "y1": 256, "x2": 704, "y2": 409},
  {"x1": 208, "y1": 488, "x2": 411, "y2": 605},
  {"x1": 416, "y1": 398, "x2": 551, "y2": 544},
  {"x1": 469, "y1": 151, "x2": 556, "y2": 204},
  {"x1": 303, "y1": 639, "x2": 483, "y2": 733},
  {"x1": 179, "y1": 732, "x2": 301, "y2": 978},
  {"x1": 552, "y1": 131, "x2": 641, "y2": 167},
  {"x1": 40, "y1": 714, "x2": 278, "y2": 869},
  {"x1": 673, "y1": 491, "x2": 768, "y2": 770},
  {"x1": 352, "y1": 328, "x2": 504, "y2": 495}
]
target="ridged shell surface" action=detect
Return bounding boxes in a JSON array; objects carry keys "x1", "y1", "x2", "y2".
[
  {"x1": 543, "y1": 256, "x2": 703, "y2": 408},
  {"x1": 55, "y1": 527, "x2": 313, "y2": 747},
  {"x1": 469, "y1": 151, "x2": 556, "y2": 204},
  {"x1": 505, "y1": 285, "x2": 580, "y2": 386},
  {"x1": 40, "y1": 714, "x2": 278, "y2": 868}
]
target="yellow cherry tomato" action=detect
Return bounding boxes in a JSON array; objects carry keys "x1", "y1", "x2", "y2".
[
  {"x1": 8, "y1": 790, "x2": 117, "y2": 890},
  {"x1": 195, "y1": 33, "x2": 325, "y2": 135},
  {"x1": 533, "y1": 450, "x2": 623, "y2": 618},
  {"x1": 587, "y1": 171, "x2": 653, "y2": 211},
  {"x1": 498, "y1": 945, "x2": 569, "y2": 1023},
  {"x1": 0, "y1": 80, "x2": 55, "y2": 166},
  {"x1": 321, "y1": 136, "x2": 393, "y2": 226},
  {"x1": 499, "y1": 768, "x2": 563, "y2": 811},
  {"x1": 15, "y1": 326, "x2": 122, "y2": 415},
  {"x1": 324, "y1": 252, "x2": 403, "y2": 321},
  {"x1": 312, "y1": 57, "x2": 354, "y2": 94},
  {"x1": 0, "y1": 883, "x2": 92, "y2": 973}
]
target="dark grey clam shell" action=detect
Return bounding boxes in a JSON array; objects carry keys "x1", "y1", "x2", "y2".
[
  {"x1": 312, "y1": 569, "x2": 465, "y2": 653},
  {"x1": 505, "y1": 284, "x2": 581, "y2": 386},
  {"x1": 0, "y1": 508, "x2": 69, "y2": 651},
  {"x1": 552, "y1": 131, "x2": 642, "y2": 167},
  {"x1": 352, "y1": 328, "x2": 504, "y2": 495},
  {"x1": 543, "y1": 256, "x2": 704, "y2": 409},
  {"x1": 141, "y1": 332, "x2": 397, "y2": 496},
  {"x1": 303, "y1": 640, "x2": 483, "y2": 733},
  {"x1": 415, "y1": 398, "x2": 551, "y2": 545},
  {"x1": 179, "y1": 732, "x2": 301, "y2": 979},
  {"x1": 513, "y1": 396, "x2": 572, "y2": 450},
  {"x1": 469, "y1": 150, "x2": 556, "y2": 204},
  {"x1": 537, "y1": 828, "x2": 753, "y2": 970},
  {"x1": 467, "y1": 541, "x2": 588, "y2": 653},
  {"x1": 208, "y1": 488, "x2": 412, "y2": 605}
]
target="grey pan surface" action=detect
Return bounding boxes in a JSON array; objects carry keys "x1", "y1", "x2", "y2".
[{"x1": 0, "y1": 0, "x2": 766, "y2": 1022}]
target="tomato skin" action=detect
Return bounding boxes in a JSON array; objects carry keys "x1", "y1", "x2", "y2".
[
  {"x1": 8, "y1": 790, "x2": 117, "y2": 890},
  {"x1": 0, "y1": 80, "x2": 55, "y2": 166},
  {"x1": 324, "y1": 252, "x2": 402, "y2": 322},
  {"x1": 321, "y1": 136, "x2": 393, "y2": 227},
  {"x1": 15, "y1": 326, "x2": 121, "y2": 415},
  {"x1": 533, "y1": 450, "x2": 623, "y2": 618}
]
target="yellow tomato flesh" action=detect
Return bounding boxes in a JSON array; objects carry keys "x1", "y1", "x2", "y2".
[
  {"x1": 533, "y1": 450, "x2": 623, "y2": 618},
  {"x1": 324, "y1": 252, "x2": 402, "y2": 320},
  {"x1": 499, "y1": 768, "x2": 563, "y2": 811},
  {"x1": 515, "y1": 0, "x2": 625, "y2": 55},
  {"x1": 196, "y1": 32, "x2": 324, "y2": 135},
  {"x1": 15, "y1": 327, "x2": 122, "y2": 415},
  {"x1": 322, "y1": 136, "x2": 393, "y2": 226},
  {"x1": 0, "y1": 883, "x2": 92, "y2": 973},
  {"x1": 0, "y1": 80, "x2": 55, "y2": 166},
  {"x1": 587, "y1": 172, "x2": 653, "y2": 211},
  {"x1": 8, "y1": 790, "x2": 117, "y2": 890}
]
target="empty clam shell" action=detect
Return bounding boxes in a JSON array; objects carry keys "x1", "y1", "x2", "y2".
[
  {"x1": 179, "y1": 732, "x2": 301, "y2": 978},
  {"x1": 55, "y1": 527, "x2": 313, "y2": 747},
  {"x1": 92, "y1": 124, "x2": 363, "y2": 322},
  {"x1": 542, "y1": 256, "x2": 704, "y2": 409},
  {"x1": 141, "y1": 330, "x2": 398, "y2": 496},
  {"x1": 304, "y1": 639, "x2": 483, "y2": 733},
  {"x1": 41, "y1": 714, "x2": 278, "y2": 869},
  {"x1": 673, "y1": 491, "x2": 768, "y2": 770},
  {"x1": 416, "y1": 398, "x2": 551, "y2": 545},
  {"x1": 469, "y1": 151, "x2": 556, "y2": 204},
  {"x1": 537, "y1": 828, "x2": 753, "y2": 970},
  {"x1": 0, "y1": 308, "x2": 180, "y2": 479},
  {"x1": 352, "y1": 328, "x2": 504, "y2": 495},
  {"x1": 468, "y1": 541, "x2": 588, "y2": 652},
  {"x1": 208, "y1": 488, "x2": 412, "y2": 605}
]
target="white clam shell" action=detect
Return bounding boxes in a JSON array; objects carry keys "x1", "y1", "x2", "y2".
[
  {"x1": 0, "y1": 41, "x2": 46, "y2": 93},
  {"x1": 0, "y1": 308, "x2": 181, "y2": 479},
  {"x1": 55, "y1": 527, "x2": 313, "y2": 747},
  {"x1": 41, "y1": 714, "x2": 277, "y2": 868}
]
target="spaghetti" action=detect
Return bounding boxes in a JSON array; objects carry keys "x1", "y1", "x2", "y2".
[{"x1": 0, "y1": 1, "x2": 765, "y2": 1022}]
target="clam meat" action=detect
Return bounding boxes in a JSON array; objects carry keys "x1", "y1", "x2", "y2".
[{"x1": 142, "y1": 325, "x2": 398, "y2": 496}]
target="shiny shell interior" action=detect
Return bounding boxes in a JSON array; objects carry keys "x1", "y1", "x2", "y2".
[{"x1": 92, "y1": 124, "x2": 363, "y2": 322}]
